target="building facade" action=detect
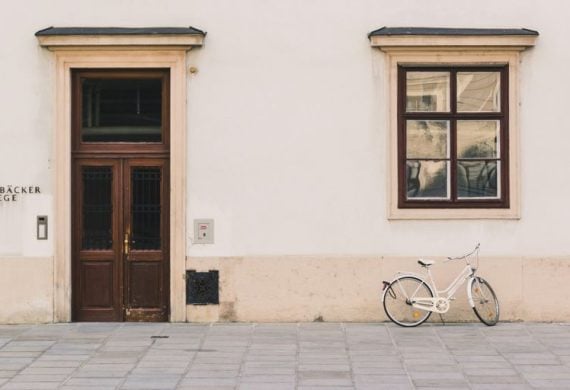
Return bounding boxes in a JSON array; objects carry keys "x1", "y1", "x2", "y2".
[{"x1": 0, "y1": 0, "x2": 566, "y2": 324}]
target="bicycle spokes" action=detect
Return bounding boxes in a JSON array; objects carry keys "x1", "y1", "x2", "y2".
[
  {"x1": 383, "y1": 276, "x2": 434, "y2": 327},
  {"x1": 471, "y1": 277, "x2": 500, "y2": 326},
  {"x1": 474, "y1": 281, "x2": 490, "y2": 303}
]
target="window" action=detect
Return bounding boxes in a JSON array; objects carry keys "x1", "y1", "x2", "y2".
[
  {"x1": 368, "y1": 27, "x2": 538, "y2": 219},
  {"x1": 81, "y1": 77, "x2": 164, "y2": 143},
  {"x1": 73, "y1": 70, "x2": 170, "y2": 149},
  {"x1": 399, "y1": 66, "x2": 508, "y2": 208}
]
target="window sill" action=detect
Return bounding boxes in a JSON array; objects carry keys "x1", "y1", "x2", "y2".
[{"x1": 388, "y1": 207, "x2": 520, "y2": 220}]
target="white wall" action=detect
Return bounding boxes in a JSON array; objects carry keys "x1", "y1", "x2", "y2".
[{"x1": 0, "y1": 0, "x2": 568, "y2": 261}]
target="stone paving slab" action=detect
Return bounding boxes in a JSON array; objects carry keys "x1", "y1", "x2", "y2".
[{"x1": 0, "y1": 323, "x2": 570, "y2": 389}]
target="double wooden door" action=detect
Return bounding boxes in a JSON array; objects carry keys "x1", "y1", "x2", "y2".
[{"x1": 72, "y1": 157, "x2": 169, "y2": 321}]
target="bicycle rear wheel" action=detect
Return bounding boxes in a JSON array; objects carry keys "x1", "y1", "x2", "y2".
[
  {"x1": 382, "y1": 276, "x2": 433, "y2": 327},
  {"x1": 470, "y1": 277, "x2": 499, "y2": 326}
]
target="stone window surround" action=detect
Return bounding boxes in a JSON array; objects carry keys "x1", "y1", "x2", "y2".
[
  {"x1": 38, "y1": 31, "x2": 204, "y2": 322},
  {"x1": 370, "y1": 30, "x2": 538, "y2": 220}
]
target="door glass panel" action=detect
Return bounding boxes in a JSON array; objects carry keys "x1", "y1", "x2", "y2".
[
  {"x1": 81, "y1": 78, "x2": 162, "y2": 142},
  {"x1": 131, "y1": 167, "x2": 161, "y2": 250},
  {"x1": 82, "y1": 167, "x2": 113, "y2": 250}
]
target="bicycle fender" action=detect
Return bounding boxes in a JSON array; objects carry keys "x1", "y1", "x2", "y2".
[
  {"x1": 467, "y1": 276, "x2": 483, "y2": 308},
  {"x1": 391, "y1": 272, "x2": 426, "y2": 281},
  {"x1": 381, "y1": 273, "x2": 430, "y2": 301}
]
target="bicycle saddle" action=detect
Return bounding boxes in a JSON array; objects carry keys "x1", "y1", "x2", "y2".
[{"x1": 418, "y1": 259, "x2": 435, "y2": 267}]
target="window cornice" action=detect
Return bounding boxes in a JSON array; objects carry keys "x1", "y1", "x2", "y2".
[
  {"x1": 36, "y1": 27, "x2": 206, "y2": 51},
  {"x1": 369, "y1": 27, "x2": 538, "y2": 52}
]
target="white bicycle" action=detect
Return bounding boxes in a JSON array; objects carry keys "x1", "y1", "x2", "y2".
[{"x1": 381, "y1": 244, "x2": 499, "y2": 327}]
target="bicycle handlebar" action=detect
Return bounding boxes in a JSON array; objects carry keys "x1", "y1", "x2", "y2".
[{"x1": 445, "y1": 243, "x2": 480, "y2": 262}]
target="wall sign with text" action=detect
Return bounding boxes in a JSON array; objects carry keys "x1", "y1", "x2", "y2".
[{"x1": 0, "y1": 186, "x2": 42, "y2": 202}]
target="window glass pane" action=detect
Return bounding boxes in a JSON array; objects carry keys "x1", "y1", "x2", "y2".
[
  {"x1": 457, "y1": 72, "x2": 500, "y2": 112},
  {"x1": 81, "y1": 78, "x2": 162, "y2": 142},
  {"x1": 406, "y1": 72, "x2": 450, "y2": 112},
  {"x1": 406, "y1": 160, "x2": 449, "y2": 199},
  {"x1": 457, "y1": 120, "x2": 499, "y2": 159},
  {"x1": 458, "y1": 161, "x2": 499, "y2": 198},
  {"x1": 406, "y1": 120, "x2": 449, "y2": 159}
]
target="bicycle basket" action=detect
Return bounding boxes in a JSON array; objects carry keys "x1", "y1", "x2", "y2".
[{"x1": 467, "y1": 244, "x2": 480, "y2": 269}]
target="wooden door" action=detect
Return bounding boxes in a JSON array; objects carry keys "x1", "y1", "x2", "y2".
[
  {"x1": 71, "y1": 69, "x2": 170, "y2": 322},
  {"x1": 122, "y1": 158, "x2": 169, "y2": 321},
  {"x1": 73, "y1": 159, "x2": 122, "y2": 321},
  {"x1": 72, "y1": 158, "x2": 169, "y2": 321}
]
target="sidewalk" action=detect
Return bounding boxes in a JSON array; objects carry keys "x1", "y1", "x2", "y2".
[{"x1": 0, "y1": 322, "x2": 569, "y2": 389}]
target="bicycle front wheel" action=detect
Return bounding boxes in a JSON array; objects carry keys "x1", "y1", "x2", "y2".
[
  {"x1": 470, "y1": 277, "x2": 500, "y2": 326},
  {"x1": 383, "y1": 276, "x2": 433, "y2": 327}
]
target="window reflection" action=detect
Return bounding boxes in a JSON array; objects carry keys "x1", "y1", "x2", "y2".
[
  {"x1": 457, "y1": 72, "x2": 500, "y2": 112},
  {"x1": 458, "y1": 161, "x2": 499, "y2": 198},
  {"x1": 406, "y1": 160, "x2": 449, "y2": 199},
  {"x1": 406, "y1": 72, "x2": 450, "y2": 112}
]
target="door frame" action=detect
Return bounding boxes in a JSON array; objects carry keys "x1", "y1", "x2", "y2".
[{"x1": 51, "y1": 50, "x2": 189, "y2": 322}]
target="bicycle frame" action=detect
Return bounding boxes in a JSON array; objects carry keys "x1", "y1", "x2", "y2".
[{"x1": 405, "y1": 263, "x2": 475, "y2": 314}]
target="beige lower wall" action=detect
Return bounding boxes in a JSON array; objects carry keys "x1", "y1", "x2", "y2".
[
  {"x1": 0, "y1": 257, "x2": 53, "y2": 324},
  {"x1": 186, "y1": 256, "x2": 570, "y2": 323},
  {"x1": 0, "y1": 255, "x2": 565, "y2": 324}
]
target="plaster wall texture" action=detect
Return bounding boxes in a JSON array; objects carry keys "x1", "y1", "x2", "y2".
[
  {"x1": 187, "y1": 256, "x2": 570, "y2": 323},
  {"x1": 0, "y1": 257, "x2": 53, "y2": 323},
  {"x1": 0, "y1": 0, "x2": 568, "y2": 322}
]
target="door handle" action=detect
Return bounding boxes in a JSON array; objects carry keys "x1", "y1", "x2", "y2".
[{"x1": 124, "y1": 231, "x2": 130, "y2": 255}]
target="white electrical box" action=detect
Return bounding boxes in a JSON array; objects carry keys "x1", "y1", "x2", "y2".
[{"x1": 194, "y1": 219, "x2": 214, "y2": 244}]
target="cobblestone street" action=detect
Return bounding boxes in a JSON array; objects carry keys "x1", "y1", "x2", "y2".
[{"x1": 0, "y1": 323, "x2": 569, "y2": 389}]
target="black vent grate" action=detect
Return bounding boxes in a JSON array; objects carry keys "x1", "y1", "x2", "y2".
[{"x1": 186, "y1": 270, "x2": 219, "y2": 305}]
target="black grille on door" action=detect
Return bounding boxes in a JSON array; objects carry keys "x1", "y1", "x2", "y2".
[
  {"x1": 131, "y1": 167, "x2": 161, "y2": 250},
  {"x1": 82, "y1": 167, "x2": 113, "y2": 250}
]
